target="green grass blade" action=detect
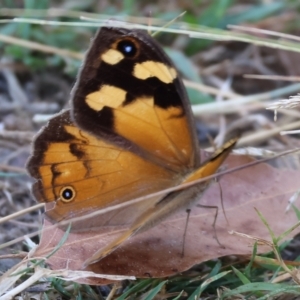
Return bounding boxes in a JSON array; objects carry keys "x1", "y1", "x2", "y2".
[{"x1": 143, "y1": 280, "x2": 168, "y2": 300}]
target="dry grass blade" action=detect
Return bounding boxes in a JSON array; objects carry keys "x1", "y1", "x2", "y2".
[
  {"x1": 237, "y1": 120, "x2": 300, "y2": 146},
  {"x1": 229, "y1": 24, "x2": 300, "y2": 43},
  {"x1": 0, "y1": 130, "x2": 34, "y2": 143},
  {"x1": 0, "y1": 34, "x2": 83, "y2": 59},
  {"x1": 266, "y1": 94, "x2": 300, "y2": 134},
  {"x1": 267, "y1": 95, "x2": 300, "y2": 110},
  {"x1": 192, "y1": 83, "x2": 300, "y2": 116},
  {"x1": 0, "y1": 264, "x2": 135, "y2": 299},
  {"x1": 0, "y1": 8, "x2": 180, "y2": 26},
  {"x1": 244, "y1": 75, "x2": 300, "y2": 81},
  {"x1": 0, "y1": 203, "x2": 44, "y2": 226},
  {"x1": 231, "y1": 210, "x2": 300, "y2": 285},
  {"x1": 0, "y1": 261, "x2": 29, "y2": 298},
  {"x1": 0, "y1": 164, "x2": 27, "y2": 174}
]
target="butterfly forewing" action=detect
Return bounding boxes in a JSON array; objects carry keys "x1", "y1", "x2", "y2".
[{"x1": 71, "y1": 27, "x2": 199, "y2": 171}]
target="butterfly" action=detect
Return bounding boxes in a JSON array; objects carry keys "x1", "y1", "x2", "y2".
[{"x1": 27, "y1": 26, "x2": 237, "y2": 268}]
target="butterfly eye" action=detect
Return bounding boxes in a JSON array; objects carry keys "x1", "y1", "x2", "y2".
[
  {"x1": 60, "y1": 186, "x2": 76, "y2": 202},
  {"x1": 116, "y1": 39, "x2": 137, "y2": 57}
]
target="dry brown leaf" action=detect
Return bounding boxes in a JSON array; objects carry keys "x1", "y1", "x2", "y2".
[{"x1": 34, "y1": 153, "x2": 300, "y2": 285}]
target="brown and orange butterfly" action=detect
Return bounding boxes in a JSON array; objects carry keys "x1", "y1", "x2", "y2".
[{"x1": 27, "y1": 27, "x2": 237, "y2": 267}]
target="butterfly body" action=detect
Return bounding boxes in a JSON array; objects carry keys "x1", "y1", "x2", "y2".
[{"x1": 27, "y1": 27, "x2": 237, "y2": 266}]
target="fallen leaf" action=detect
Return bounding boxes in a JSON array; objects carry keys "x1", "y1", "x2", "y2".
[{"x1": 34, "y1": 153, "x2": 300, "y2": 285}]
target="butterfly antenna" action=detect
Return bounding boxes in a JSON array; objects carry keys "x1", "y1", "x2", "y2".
[
  {"x1": 151, "y1": 11, "x2": 186, "y2": 37},
  {"x1": 206, "y1": 133, "x2": 217, "y2": 151}
]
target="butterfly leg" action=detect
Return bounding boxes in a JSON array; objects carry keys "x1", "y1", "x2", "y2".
[
  {"x1": 196, "y1": 203, "x2": 225, "y2": 249},
  {"x1": 181, "y1": 208, "x2": 191, "y2": 258}
]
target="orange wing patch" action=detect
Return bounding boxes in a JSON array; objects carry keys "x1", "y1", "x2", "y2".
[
  {"x1": 133, "y1": 61, "x2": 177, "y2": 83},
  {"x1": 101, "y1": 49, "x2": 124, "y2": 65},
  {"x1": 85, "y1": 85, "x2": 126, "y2": 111}
]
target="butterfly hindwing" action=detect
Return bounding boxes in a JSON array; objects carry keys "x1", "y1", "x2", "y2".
[{"x1": 27, "y1": 110, "x2": 179, "y2": 228}]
